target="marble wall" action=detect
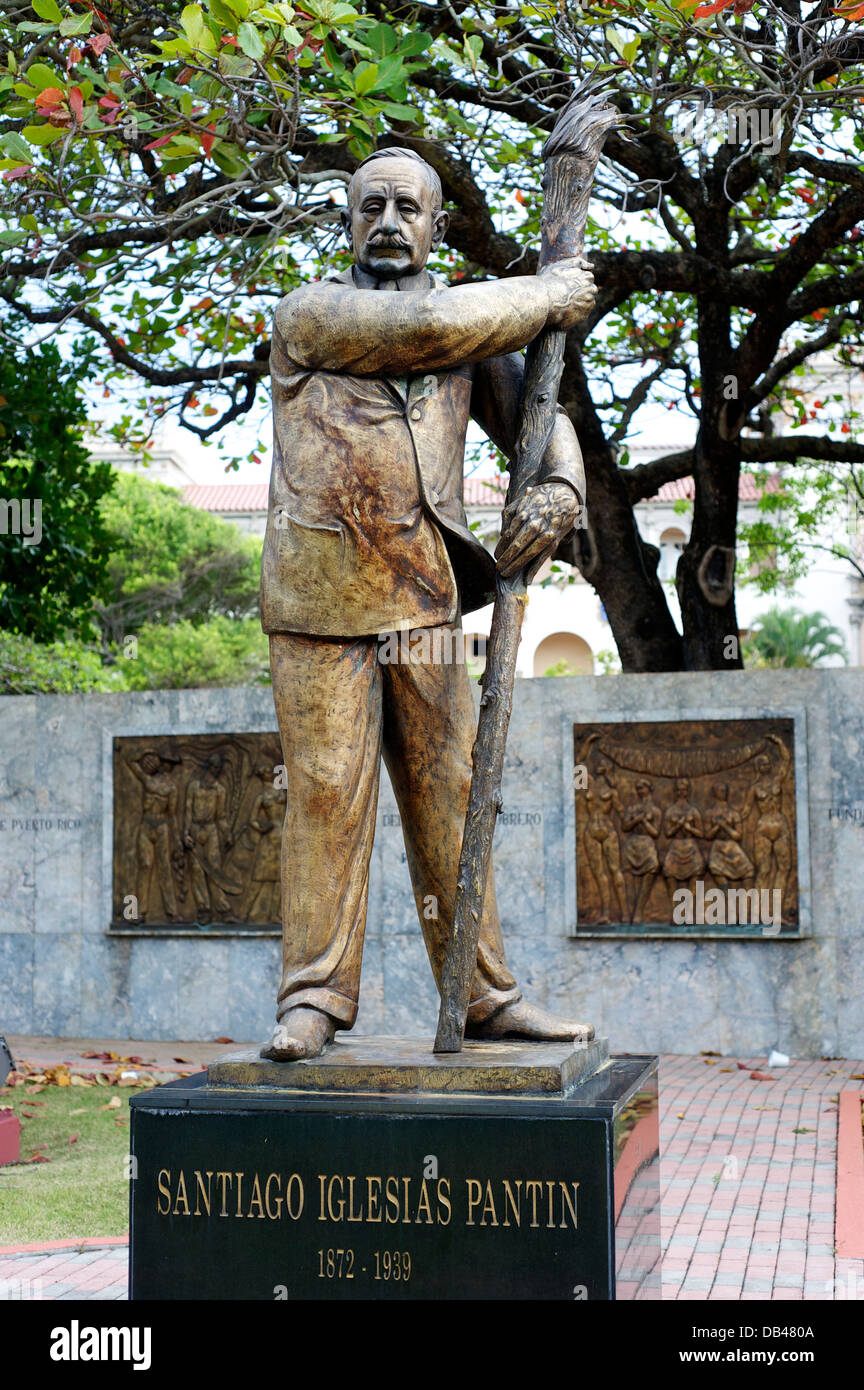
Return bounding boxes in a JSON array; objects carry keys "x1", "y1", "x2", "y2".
[{"x1": 0, "y1": 670, "x2": 860, "y2": 1056}]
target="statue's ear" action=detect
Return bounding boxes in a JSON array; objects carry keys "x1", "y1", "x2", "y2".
[
  {"x1": 430, "y1": 209, "x2": 449, "y2": 251},
  {"x1": 340, "y1": 207, "x2": 353, "y2": 247}
]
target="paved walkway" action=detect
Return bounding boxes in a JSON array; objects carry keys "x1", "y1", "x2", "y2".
[{"x1": 1, "y1": 1044, "x2": 862, "y2": 1301}]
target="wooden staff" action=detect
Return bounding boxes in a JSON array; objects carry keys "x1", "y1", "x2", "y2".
[{"x1": 434, "y1": 81, "x2": 619, "y2": 1054}]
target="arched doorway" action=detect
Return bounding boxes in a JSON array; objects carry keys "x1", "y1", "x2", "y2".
[{"x1": 532, "y1": 632, "x2": 594, "y2": 677}]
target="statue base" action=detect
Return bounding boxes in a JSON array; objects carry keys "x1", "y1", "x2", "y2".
[{"x1": 129, "y1": 1039, "x2": 660, "y2": 1301}]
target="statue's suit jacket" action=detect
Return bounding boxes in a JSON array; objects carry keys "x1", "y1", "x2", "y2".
[{"x1": 260, "y1": 266, "x2": 585, "y2": 638}]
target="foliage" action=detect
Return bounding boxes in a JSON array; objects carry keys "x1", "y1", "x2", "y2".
[
  {"x1": 739, "y1": 462, "x2": 864, "y2": 594},
  {"x1": 0, "y1": 627, "x2": 125, "y2": 691},
  {"x1": 0, "y1": 339, "x2": 115, "y2": 640},
  {"x1": 95, "y1": 470, "x2": 262, "y2": 648},
  {"x1": 2, "y1": 1, "x2": 864, "y2": 666},
  {"x1": 121, "y1": 613, "x2": 269, "y2": 687},
  {"x1": 743, "y1": 605, "x2": 848, "y2": 667}
]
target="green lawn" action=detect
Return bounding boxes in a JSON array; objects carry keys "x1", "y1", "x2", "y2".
[{"x1": 0, "y1": 1082, "x2": 145, "y2": 1244}]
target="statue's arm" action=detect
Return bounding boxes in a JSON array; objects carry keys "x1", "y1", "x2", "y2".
[
  {"x1": 273, "y1": 277, "x2": 555, "y2": 377},
  {"x1": 470, "y1": 351, "x2": 585, "y2": 503}
]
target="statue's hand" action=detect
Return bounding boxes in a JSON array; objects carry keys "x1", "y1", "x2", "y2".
[
  {"x1": 495, "y1": 481, "x2": 580, "y2": 580},
  {"x1": 540, "y1": 257, "x2": 596, "y2": 330}
]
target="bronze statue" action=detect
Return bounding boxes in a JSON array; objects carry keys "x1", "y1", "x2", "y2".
[{"x1": 259, "y1": 145, "x2": 597, "y2": 1060}]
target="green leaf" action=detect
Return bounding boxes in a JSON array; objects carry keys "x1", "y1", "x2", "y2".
[
  {"x1": 19, "y1": 62, "x2": 63, "y2": 91},
  {"x1": 0, "y1": 228, "x2": 30, "y2": 245},
  {"x1": 22, "y1": 123, "x2": 66, "y2": 145},
  {"x1": 364, "y1": 22, "x2": 396, "y2": 57},
  {"x1": 217, "y1": 49, "x2": 255, "y2": 76},
  {"x1": 59, "y1": 12, "x2": 93, "y2": 35},
  {"x1": 354, "y1": 60, "x2": 378, "y2": 94},
  {"x1": 208, "y1": 0, "x2": 238, "y2": 26},
  {"x1": 1, "y1": 131, "x2": 33, "y2": 163},
  {"x1": 181, "y1": 3, "x2": 205, "y2": 46},
  {"x1": 237, "y1": 20, "x2": 266, "y2": 59},
  {"x1": 463, "y1": 33, "x2": 482, "y2": 70},
  {"x1": 20, "y1": 213, "x2": 39, "y2": 231},
  {"x1": 393, "y1": 31, "x2": 432, "y2": 57},
  {"x1": 32, "y1": 0, "x2": 62, "y2": 21},
  {"x1": 379, "y1": 101, "x2": 419, "y2": 122}
]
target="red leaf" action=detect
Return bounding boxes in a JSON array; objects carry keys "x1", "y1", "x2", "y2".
[
  {"x1": 200, "y1": 125, "x2": 216, "y2": 157},
  {"x1": 69, "y1": 1133, "x2": 79, "y2": 1145},
  {"x1": 213, "y1": 1037, "x2": 234, "y2": 1044},
  {"x1": 736, "y1": 1061, "x2": 749, "y2": 1069},
  {"x1": 69, "y1": 86, "x2": 84, "y2": 122},
  {"x1": 98, "y1": 94, "x2": 120, "y2": 108},
  {"x1": 143, "y1": 133, "x2": 175, "y2": 150},
  {"x1": 750, "y1": 1070, "x2": 773, "y2": 1081},
  {"x1": 842, "y1": 421, "x2": 851, "y2": 433},
  {"x1": 67, "y1": 44, "x2": 83, "y2": 69},
  {"x1": 2, "y1": 165, "x2": 32, "y2": 180},
  {"x1": 693, "y1": 0, "x2": 735, "y2": 13},
  {"x1": 88, "y1": 32, "x2": 111, "y2": 56},
  {"x1": 35, "y1": 87, "x2": 66, "y2": 109}
]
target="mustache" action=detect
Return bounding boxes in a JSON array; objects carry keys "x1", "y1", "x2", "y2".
[{"x1": 367, "y1": 234, "x2": 411, "y2": 251}]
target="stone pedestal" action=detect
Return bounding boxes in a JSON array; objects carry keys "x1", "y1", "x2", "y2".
[{"x1": 129, "y1": 1039, "x2": 660, "y2": 1301}]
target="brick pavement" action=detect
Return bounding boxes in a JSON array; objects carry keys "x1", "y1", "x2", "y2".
[
  {"x1": 0, "y1": 1049, "x2": 862, "y2": 1301},
  {"x1": 659, "y1": 1053, "x2": 864, "y2": 1301}
]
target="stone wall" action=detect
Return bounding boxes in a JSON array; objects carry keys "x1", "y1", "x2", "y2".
[{"x1": 1, "y1": 670, "x2": 860, "y2": 1056}]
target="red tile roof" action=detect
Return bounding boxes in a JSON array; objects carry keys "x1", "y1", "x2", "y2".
[
  {"x1": 184, "y1": 483, "x2": 269, "y2": 511},
  {"x1": 184, "y1": 471, "x2": 776, "y2": 514}
]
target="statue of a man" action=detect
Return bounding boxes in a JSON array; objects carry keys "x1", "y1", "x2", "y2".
[{"x1": 260, "y1": 146, "x2": 596, "y2": 1060}]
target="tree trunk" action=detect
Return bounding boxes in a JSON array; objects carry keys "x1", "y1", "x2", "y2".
[{"x1": 559, "y1": 353, "x2": 684, "y2": 672}]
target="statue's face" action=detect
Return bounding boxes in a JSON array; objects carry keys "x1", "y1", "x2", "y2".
[{"x1": 342, "y1": 158, "x2": 448, "y2": 279}]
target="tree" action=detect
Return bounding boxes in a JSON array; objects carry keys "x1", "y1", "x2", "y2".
[
  {"x1": 2, "y1": 0, "x2": 864, "y2": 668},
  {"x1": 0, "y1": 337, "x2": 115, "y2": 640},
  {"x1": 96, "y1": 470, "x2": 262, "y2": 650},
  {"x1": 744, "y1": 605, "x2": 848, "y2": 667}
]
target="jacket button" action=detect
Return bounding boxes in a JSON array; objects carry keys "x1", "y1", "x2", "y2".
[{"x1": 410, "y1": 407, "x2": 422, "y2": 421}]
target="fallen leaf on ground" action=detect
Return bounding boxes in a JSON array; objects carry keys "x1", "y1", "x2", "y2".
[
  {"x1": 750, "y1": 1070, "x2": 773, "y2": 1080},
  {"x1": 849, "y1": 1073, "x2": 864, "y2": 1080},
  {"x1": 214, "y1": 1037, "x2": 234, "y2": 1044},
  {"x1": 676, "y1": 1112, "x2": 686, "y2": 1119},
  {"x1": 25, "y1": 1083, "x2": 46, "y2": 1093},
  {"x1": 703, "y1": 1059, "x2": 717, "y2": 1066},
  {"x1": 700, "y1": 1050, "x2": 721, "y2": 1056},
  {"x1": 114, "y1": 1117, "x2": 127, "y2": 1127},
  {"x1": 70, "y1": 1074, "x2": 96, "y2": 1087},
  {"x1": 70, "y1": 1108, "x2": 88, "y2": 1116},
  {"x1": 736, "y1": 1062, "x2": 750, "y2": 1070},
  {"x1": 719, "y1": 1068, "x2": 734, "y2": 1072},
  {"x1": 793, "y1": 1127, "x2": 814, "y2": 1134},
  {"x1": 100, "y1": 1097, "x2": 122, "y2": 1110},
  {"x1": 173, "y1": 1056, "x2": 192, "y2": 1064},
  {"x1": 68, "y1": 1133, "x2": 79, "y2": 1145},
  {"x1": 753, "y1": 1105, "x2": 778, "y2": 1111}
]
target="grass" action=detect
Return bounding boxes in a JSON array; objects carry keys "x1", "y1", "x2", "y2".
[{"x1": 0, "y1": 1082, "x2": 143, "y2": 1244}]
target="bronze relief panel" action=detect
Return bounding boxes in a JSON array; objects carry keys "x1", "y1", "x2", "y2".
[
  {"x1": 573, "y1": 718, "x2": 799, "y2": 935},
  {"x1": 111, "y1": 734, "x2": 284, "y2": 929}
]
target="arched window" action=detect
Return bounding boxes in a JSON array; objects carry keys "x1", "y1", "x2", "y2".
[
  {"x1": 532, "y1": 632, "x2": 594, "y2": 677},
  {"x1": 658, "y1": 527, "x2": 687, "y2": 581}
]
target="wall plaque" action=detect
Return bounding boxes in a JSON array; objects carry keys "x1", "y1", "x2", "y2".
[
  {"x1": 573, "y1": 718, "x2": 799, "y2": 936},
  {"x1": 112, "y1": 733, "x2": 284, "y2": 929}
]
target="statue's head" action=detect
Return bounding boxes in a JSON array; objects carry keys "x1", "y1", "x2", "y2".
[
  {"x1": 636, "y1": 778, "x2": 651, "y2": 798},
  {"x1": 341, "y1": 147, "x2": 449, "y2": 280},
  {"x1": 141, "y1": 752, "x2": 160, "y2": 775},
  {"x1": 675, "y1": 777, "x2": 690, "y2": 799},
  {"x1": 712, "y1": 781, "x2": 729, "y2": 801}
]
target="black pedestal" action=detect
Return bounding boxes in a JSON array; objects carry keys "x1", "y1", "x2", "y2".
[{"x1": 129, "y1": 1051, "x2": 660, "y2": 1301}]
